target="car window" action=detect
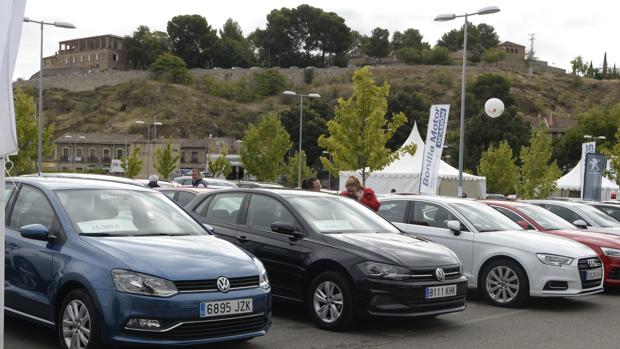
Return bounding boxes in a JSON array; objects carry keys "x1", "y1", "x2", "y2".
[
  {"x1": 545, "y1": 204, "x2": 586, "y2": 225},
  {"x1": 246, "y1": 195, "x2": 296, "y2": 231},
  {"x1": 9, "y1": 185, "x2": 55, "y2": 230},
  {"x1": 176, "y1": 192, "x2": 197, "y2": 207},
  {"x1": 577, "y1": 204, "x2": 620, "y2": 227},
  {"x1": 493, "y1": 206, "x2": 525, "y2": 222},
  {"x1": 4, "y1": 183, "x2": 15, "y2": 205},
  {"x1": 378, "y1": 200, "x2": 408, "y2": 223},
  {"x1": 161, "y1": 191, "x2": 176, "y2": 199},
  {"x1": 595, "y1": 206, "x2": 620, "y2": 222},
  {"x1": 411, "y1": 201, "x2": 457, "y2": 229},
  {"x1": 205, "y1": 193, "x2": 244, "y2": 224},
  {"x1": 193, "y1": 196, "x2": 213, "y2": 217},
  {"x1": 451, "y1": 201, "x2": 522, "y2": 232}
]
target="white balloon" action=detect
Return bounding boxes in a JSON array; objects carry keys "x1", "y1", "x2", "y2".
[{"x1": 485, "y1": 98, "x2": 505, "y2": 118}]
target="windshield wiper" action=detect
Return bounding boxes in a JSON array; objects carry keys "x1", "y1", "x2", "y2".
[
  {"x1": 132, "y1": 233, "x2": 192, "y2": 236},
  {"x1": 80, "y1": 233, "x2": 128, "y2": 237}
]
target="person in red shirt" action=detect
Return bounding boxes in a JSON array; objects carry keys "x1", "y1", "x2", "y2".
[{"x1": 340, "y1": 176, "x2": 380, "y2": 212}]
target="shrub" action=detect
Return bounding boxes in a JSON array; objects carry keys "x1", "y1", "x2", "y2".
[
  {"x1": 251, "y1": 69, "x2": 288, "y2": 96},
  {"x1": 304, "y1": 68, "x2": 315, "y2": 84},
  {"x1": 149, "y1": 53, "x2": 193, "y2": 84}
]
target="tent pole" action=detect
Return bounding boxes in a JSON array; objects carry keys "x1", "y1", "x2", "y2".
[{"x1": 1, "y1": 156, "x2": 6, "y2": 348}]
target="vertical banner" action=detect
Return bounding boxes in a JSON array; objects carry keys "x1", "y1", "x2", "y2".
[
  {"x1": 583, "y1": 153, "x2": 606, "y2": 202},
  {"x1": 419, "y1": 105, "x2": 450, "y2": 195},
  {"x1": 580, "y1": 142, "x2": 596, "y2": 199}
]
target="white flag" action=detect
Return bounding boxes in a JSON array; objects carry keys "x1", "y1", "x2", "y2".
[
  {"x1": 419, "y1": 105, "x2": 450, "y2": 195},
  {"x1": 0, "y1": 0, "x2": 26, "y2": 157}
]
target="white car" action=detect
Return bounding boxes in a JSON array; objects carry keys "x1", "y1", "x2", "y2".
[
  {"x1": 378, "y1": 195, "x2": 604, "y2": 307},
  {"x1": 525, "y1": 200, "x2": 620, "y2": 235}
]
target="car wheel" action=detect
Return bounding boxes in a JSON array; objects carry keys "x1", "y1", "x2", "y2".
[
  {"x1": 58, "y1": 289, "x2": 102, "y2": 349},
  {"x1": 307, "y1": 271, "x2": 355, "y2": 331},
  {"x1": 480, "y1": 259, "x2": 528, "y2": 307}
]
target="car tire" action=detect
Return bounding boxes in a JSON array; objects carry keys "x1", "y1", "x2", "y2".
[
  {"x1": 306, "y1": 271, "x2": 355, "y2": 331},
  {"x1": 480, "y1": 259, "x2": 529, "y2": 307},
  {"x1": 57, "y1": 289, "x2": 102, "y2": 349}
]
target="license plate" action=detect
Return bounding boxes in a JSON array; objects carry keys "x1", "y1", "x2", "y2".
[
  {"x1": 425, "y1": 285, "x2": 457, "y2": 299},
  {"x1": 199, "y1": 298, "x2": 253, "y2": 318},
  {"x1": 585, "y1": 268, "x2": 602, "y2": 280}
]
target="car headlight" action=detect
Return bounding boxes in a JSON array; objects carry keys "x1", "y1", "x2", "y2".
[
  {"x1": 601, "y1": 247, "x2": 620, "y2": 258},
  {"x1": 112, "y1": 269, "x2": 178, "y2": 297},
  {"x1": 358, "y1": 261, "x2": 410, "y2": 280},
  {"x1": 253, "y1": 258, "x2": 270, "y2": 290},
  {"x1": 536, "y1": 254, "x2": 574, "y2": 267}
]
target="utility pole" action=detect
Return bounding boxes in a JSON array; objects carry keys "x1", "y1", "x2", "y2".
[{"x1": 527, "y1": 33, "x2": 536, "y2": 75}]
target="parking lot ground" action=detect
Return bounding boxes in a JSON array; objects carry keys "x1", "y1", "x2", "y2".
[{"x1": 6, "y1": 288, "x2": 620, "y2": 349}]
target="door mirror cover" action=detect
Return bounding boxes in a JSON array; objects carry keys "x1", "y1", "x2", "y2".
[
  {"x1": 446, "y1": 220, "x2": 462, "y2": 235},
  {"x1": 271, "y1": 221, "x2": 303, "y2": 238},
  {"x1": 573, "y1": 219, "x2": 588, "y2": 229},
  {"x1": 20, "y1": 224, "x2": 51, "y2": 241}
]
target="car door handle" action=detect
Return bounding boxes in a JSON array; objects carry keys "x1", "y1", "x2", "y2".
[{"x1": 237, "y1": 235, "x2": 249, "y2": 243}]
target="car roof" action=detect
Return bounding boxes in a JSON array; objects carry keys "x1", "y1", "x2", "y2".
[
  {"x1": 378, "y1": 194, "x2": 473, "y2": 204},
  {"x1": 21, "y1": 173, "x2": 145, "y2": 187},
  {"x1": 155, "y1": 187, "x2": 214, "y2": 193},
  {"x1": 192, "y1": 188, "x2": 338, "y2": 199},
  {"x1": 10, "y1": 176, "x2": 153, "y2": 191},
  {"x1": 481, "y1": 200, "x2": 528, "y2": 207},
  {"x1": 524, "y1": 199, "x2": 587, "y2": 207}
]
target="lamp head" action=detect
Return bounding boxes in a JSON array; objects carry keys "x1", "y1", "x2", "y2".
[
  {"x1": 434, "y1": 13, "x2": 456, "y2": 22},
  {"x1": 54, "y1": 21, "x2": 76, "y2": 29},
  {"x1": 477, "y1": 6, "x2": 500, "y2": 15}
]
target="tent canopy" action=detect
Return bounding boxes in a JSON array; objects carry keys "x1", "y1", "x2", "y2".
[
  {"x1": 339, "y1": 123, "x2": 486, "y2": 196},
  {"x1": 555, "y1": 160, "x2": 618, "y2": 200}
]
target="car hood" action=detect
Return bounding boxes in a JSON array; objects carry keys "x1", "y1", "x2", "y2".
[
  {"x1": 481, "y1": 230, "x2": 597, "y2": 258},
  {"x1": 548, "y1": 229, "x2": 620, "y2": 248},
  {"x1": 325, "y1": 233, "x2": 460, "y2": 268},
  {"x1": 589, "y1": 226, "x2": 620, "y2": 236},
  {"x1": 83, "y1": 235, "x2": 259, "y2": 280}
]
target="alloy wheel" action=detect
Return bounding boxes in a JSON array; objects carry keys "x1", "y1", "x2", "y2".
[
  {"x1": 313, "y1": 281, "x2": 344, "y2": 323},
  {"x1": 485, "y1": 265, "x2": 520, "y2": 304},
  {"x1": 62, "y1": 300, "x2": 91, "y2": 349}
]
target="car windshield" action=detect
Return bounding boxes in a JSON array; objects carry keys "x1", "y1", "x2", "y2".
[
  {"x1": 578, "y1": 204, "x2": 620, "y2": 228},
  {"x1": 56, "y1": 189, "x2": 206, "y2": 236},
  {"x1": 518, "y1": 205, "x2": 575, "y2": 230},
  {"x1": 287, "y1": 195, "x2": 400, "y2": 234},
  {"x1": 452, "y1": 201, "x2": 523, "y2": 232}
]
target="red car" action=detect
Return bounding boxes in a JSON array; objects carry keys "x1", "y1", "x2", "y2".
[{"x1": 482, "y1": 200, "x2": 620, "y2": 287}]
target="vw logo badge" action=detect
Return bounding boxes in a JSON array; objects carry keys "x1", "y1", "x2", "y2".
[
  {"x1": 217, "y1": 277, "x2": 230, "y2": 293},
  {"x1": 435, "y1": 268, "x2": 445, "y2": 281}
]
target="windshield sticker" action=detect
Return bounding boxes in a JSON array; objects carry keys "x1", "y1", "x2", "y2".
[
  {"x1": 314, "y1": 220, "x2": 354, "y2": 231},
  {"x1": 78, "y1": 219, "x2": 138, "y2": 234}
]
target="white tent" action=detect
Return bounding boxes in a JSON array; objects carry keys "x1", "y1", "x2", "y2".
[
  {"x1": 339, "y1": 123, "x2": 487, "y2": 198},
  {"x1": 554, "y1": 161, "x2": 619, "y2": 200}
]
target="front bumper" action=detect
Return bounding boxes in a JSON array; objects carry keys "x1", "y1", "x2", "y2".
[
  {"x1": 94, "y1": 287, "x2": 271, "y2": 347},
  {"x1": 529, "y1": 257, "x2": 604, "y2": 297},
  {"x1": 356, "y1": 275, "x2": 468, "y2": 317},
  {"x1": 602, "y1": 256, "x2": 620, "y2": 286}
]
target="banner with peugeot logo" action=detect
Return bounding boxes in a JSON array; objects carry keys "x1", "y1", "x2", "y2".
[{"x1": 583, "y1": 153, "x2": 606, "y2": 202}]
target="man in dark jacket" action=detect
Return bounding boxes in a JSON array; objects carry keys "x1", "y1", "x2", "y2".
[{"x1": 191, "y1": 169, "x2": 208, "y2": 188}]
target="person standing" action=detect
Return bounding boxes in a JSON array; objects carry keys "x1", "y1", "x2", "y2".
[
  {"x1": 340, "y1": 176, "x2": 380, "y2": 212},
  {"x1": 302, "y1": 177, "x2": 322, "y2": 191},
  {"x1": 191, "y1": 169, "x2": 208, "y2": 188}
]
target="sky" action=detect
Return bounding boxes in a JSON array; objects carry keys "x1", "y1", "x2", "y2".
[{"x1": 13, "y1": 0, "x2": 619, "y2": 80}]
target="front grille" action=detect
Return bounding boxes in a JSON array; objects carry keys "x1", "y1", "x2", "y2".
[
  {"x1": 174, "y1": 276, "x2": 259, "y2": 293},
  {"x1": 609, "y1": 268, "x2": 620, "y2": 280},
  {"x1": 577, "y1": 257, "x2": 603, "y2": 289},
  {"x1": 409, "y1": 266, "x2": 461, "y2": 282},
  {"x1": 132, "y1": 314, "x2": 267, "y2": 340}
]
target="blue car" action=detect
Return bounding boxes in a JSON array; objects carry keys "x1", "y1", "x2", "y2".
[{"x1": 3, "y1": 177, "x2": 271, "y2": 348}]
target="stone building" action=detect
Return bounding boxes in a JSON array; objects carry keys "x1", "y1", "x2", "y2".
[
  {"x1": 40, "y1": 34, "x2": 126, "y2": 77},
  {"x1": 497, "y1": 41, "x2": 526, "y2": 62}
]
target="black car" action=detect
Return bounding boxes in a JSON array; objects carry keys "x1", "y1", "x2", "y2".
[{"x1": 185, "y1": 189, "x2": 467, "y2": 330}]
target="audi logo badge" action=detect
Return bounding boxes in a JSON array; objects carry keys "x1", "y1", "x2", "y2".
[
  {"x1": 217, "y1": 277, "x2": 230, "y2": 293},
  {"x1": 435, "y1": 268, "x2": 445, "y2": 281},
  {"x1": 587, "y1": 259, "x2": 599, "y2": 268}
]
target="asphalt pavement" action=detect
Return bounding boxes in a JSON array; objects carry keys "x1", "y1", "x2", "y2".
[{"x1": 5, "y1": 288, "x2": 620, "y2": 349}]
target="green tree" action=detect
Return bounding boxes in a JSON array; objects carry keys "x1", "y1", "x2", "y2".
[
  {"x1": 280, "y1": 99, "x2": 330, "y2": 168},
  {"x1": 477, "y1": 141, "x2": 519, "y2": 195},
  {"x1": 124, "y1": 25, "x2": 170, "y2": 69},
  {"x1": 9, "y1": 88, "x2": 55, "y2": 175},
  {"x1": 208, "y1": 153, "x2": 233, "y2": 178},
  {"x1": 570, "y1": 55, "x2": 586, "y2": 75},
  {"x1": 363, "y1": 28, "x2": 390, "y2": 59},
  {"x1": 285, "y1": 151, "x2": 317, "y2": 187},
  {"x1": 167, "y1": 14, "x2": 218, "y2": 68},
  {"x1": 318, "y1": 67, "x2": 416, "y2": 184},
  {"x1": 482, "y1": 48, "x2": 507, "y2": 64},
  {"x1": 240, "y1": 113, "x2": 292, "y2": 181},
  {"x1": 391, "y1": 28, "x2": 429, "y2": 51},
  {"x1": 517, "y1": 124, "x2": 562, "y2": 199},
  {"x1": 149, "y1": 53, "x2": 193, "y2": 84},
  {"x1": 251, "y1": 68, "x2": 288, "y2": 96},
  {"x1": 386, "y1": 87, "x2": 431, "y2": 150},
  {"x1": 154, "y1": 142, "x2": 180, "y2": 179},
  {"x1": 122, "y1": 147, "x2": 143, "y2": 179},
  {"x1": 251, "y1": 8, "x2": 296, "y2": 67},
  {"x1": 213, "y1": 18, "x2": 256, "y2": 68}
]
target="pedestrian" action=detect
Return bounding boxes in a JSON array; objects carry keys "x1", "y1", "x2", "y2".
[
  {"x1": 340, "y1": 176, "x2": 380, "y2": 212},
  {"x1": 302, "y1": 177, "x2": 321, "y2": 191},
  {"x1": 147, "y1": 174, "x2": 160, "y2": 188},
  {"x1": 191, "y1": 169, "x2": 208, "y2": 188}
]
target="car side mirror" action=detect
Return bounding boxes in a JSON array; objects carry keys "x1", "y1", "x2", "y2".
[
  {"x1": 446, "y1": 220, "x2": 463, "y2": 236},
  {"x1": 516, "y1": 220, "x2": 534, "y2": 230},
  {"x1": 271, "y1": 221, "x2": 304, "y2": 238},
  {"x1": 20, "y1": 224, "x2": 52, "y2": 241},
  {"x1": 573, "y1": 219, "x2": 588, "y2": 229}
]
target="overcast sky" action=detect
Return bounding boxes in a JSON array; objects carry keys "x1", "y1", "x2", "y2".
[{"x1": 13, "y1": 0, "x2": 619, "y2": 79}]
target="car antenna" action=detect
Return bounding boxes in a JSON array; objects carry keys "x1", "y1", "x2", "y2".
[{"x1": 35, "y1": 161, "x2": 42, "y2": 176}]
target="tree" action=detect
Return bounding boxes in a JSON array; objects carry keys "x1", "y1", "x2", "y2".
[
  {"x1": 213, "y1": 18, "x2": 256, "y2": 68},
  {"x1": 482, "y1": 48, "x2": 507, "y2": 64},
  {"x1": 517, "y1": 124, "x2": 562, "y2": 199},
  {"x1": 208, "y1": 153, "x2": 232, "y2": 178},
  {"x1": 318, "y1": 67, "x2": 416, "y2": 184},
  {"x1": 149, "y1": 53, "x2": 193, "y2": 84},
  {"x1": 609, "y1": 127, "x2": 620, "y2": 185},
  {"x1": 603, "y1": 52, "x2": 608, "y2": 78},
  {"x1": 477, "y1": 141, "x2": 519, "y2": 195},
  {"x1": 280, "y1": 99, "x2": 330, "y2": 168},
  {"x1": 285, "y1": 151, "x2": 317, "y2": 187},
  {"x1": 124, "y1": 25, "x2": 170, "y2": 69},
  {"x1": 391, "y1": 28, "x2": 429, "y2": 51},
  {"x1": 251, "y1": 68, "x2": 288, "y2": 96},
  {"x1": 9, "y1": 88, "x2": 55, "y2": 175},
  {"x1": 240, "y1": 113, "x2": 292, "y2": 181},
  {"x1": 436, "y1": 23, "x2": 499, "y2": 62},
  {"x1": 154, "y1": 142, "x2": 180, "y2": 179},
  {"x1": 570, "y1": 55, "x2": 585, "y2": 75},
  {"x1": 363, "y1": 28, "x2": 390, "y2": 59},
  {"x1": 167, "y1": 14, "x2": 218, "y2": 68},
  {"x1": 122, "y1": 147, "x2": 143, "y2": 179},
  {"x1": 252, "y1": 8, "x2": 296, "y2": 67},
  {"x1": 386, "y1": 87, "x2": 431, "y2": 150}
]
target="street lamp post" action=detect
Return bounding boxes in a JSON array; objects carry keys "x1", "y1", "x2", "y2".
[
  {"x1": 150, "y1": 121, "x2": 163, "y2": 175},
  {"x1": 23, "y1": 17, "x2": 76, "y2": 166},
  {"x1": 435, "y1": 6, "x2": 500, "y2": 197},
  {"x1": 283, "y1": 90, "x2": 321, "y2": 188}
]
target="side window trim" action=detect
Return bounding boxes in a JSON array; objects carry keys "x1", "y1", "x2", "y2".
[{"x1": 8, "y1": 184, "x2": 58, "y2": 231}]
